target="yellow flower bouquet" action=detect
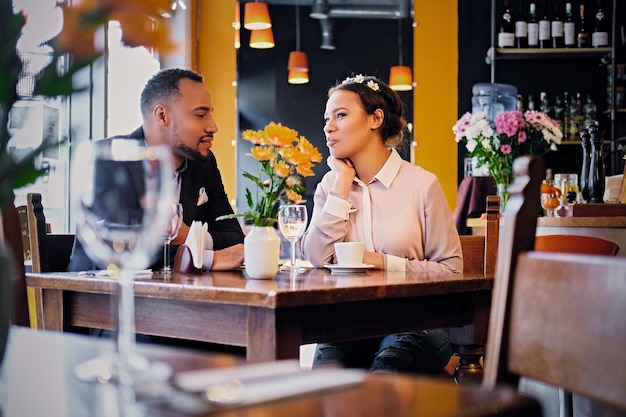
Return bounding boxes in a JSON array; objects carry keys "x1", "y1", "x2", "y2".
[{"x1": 220, "y1": 122, "x2": 322, "y2": 227}]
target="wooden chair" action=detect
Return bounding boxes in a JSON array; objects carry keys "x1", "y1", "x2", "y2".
[
  {"x1": 0, "y1": 199, "x2": 30, "y2": 328},
  {"x1": 483, "y1": 156, "x2": 626, "y2": 415},
  {"x1": 26, "y1": 193, "x2": 75, "y2": 273},
  {"x1": 534, "y1": 234, "x2": 620, "y2": 256},
  {"x1": 533, "y1": 233, "x2": 620, "y2": 417},
  {"x1": 459, "y1": 195, "x2": 500, "y2": 276},
  {"x1": 451, "y1": 195, "x2": 500, "y2": 383}
]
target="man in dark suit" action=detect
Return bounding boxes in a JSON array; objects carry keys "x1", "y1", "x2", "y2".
[{"x1": 69, "y1": 68, "x2": 244, "y2": 272}]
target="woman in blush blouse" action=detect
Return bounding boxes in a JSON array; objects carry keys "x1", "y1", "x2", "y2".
[{"x1": 301, "y1": 74, "x2": 463, "y2": 375}]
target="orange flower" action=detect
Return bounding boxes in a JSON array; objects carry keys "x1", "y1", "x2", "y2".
[
  {"x1": 52, "y1": 3, "x2": 101, "y2": 58},
  {"x1": 295, "y1": 163, "x2": 315, "y2": 177},
  {"x1": 249, "y1": 146, "x2": 276, "y2": 162},
  {"x1": 273, "y1": 161, "x2": 291, "y2": 178},
  {"x1": 264, "y1": 122, "x2": 298, "y2": 147},
  {"x1": 285, "y1": 188, "x2": 303, "y2": 203},
  {"x1": 242, "y1": 129, "x2": 266, "y2": 145},
  {"x1": 297, "y1": 136, "x2": 323, "y2": 163},
  {"x1": 113, "y1": 11, "x2": 177, "y2": 55}
]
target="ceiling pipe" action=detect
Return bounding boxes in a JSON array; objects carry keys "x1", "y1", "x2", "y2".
[
  {"x1": 319, "y1": 18, "x2": 335, "y2": 49},
  {"x1": 308, "y1": 0, "x2": 410, "y2": 20}
]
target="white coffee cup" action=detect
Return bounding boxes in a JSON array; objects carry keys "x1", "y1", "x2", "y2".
[{"x1": 334, "y1": 242, "x2": 365, "y2": 266}]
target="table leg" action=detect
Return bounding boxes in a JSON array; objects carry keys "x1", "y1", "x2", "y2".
[
  {"x1": 246, "y1": 307, "x2": 302, "y2": 363},
  {"x1": 33, "y1": 288, "x2": 64, "y2": 331}
]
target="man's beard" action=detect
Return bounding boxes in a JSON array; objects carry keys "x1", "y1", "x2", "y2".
[{"x1": 172, "y1": 124, "x2": 208, "y2": 161}]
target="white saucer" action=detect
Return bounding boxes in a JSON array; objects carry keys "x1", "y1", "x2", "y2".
[{"x1": 323, "y1": 263, "x2": 375, "y2": 274}]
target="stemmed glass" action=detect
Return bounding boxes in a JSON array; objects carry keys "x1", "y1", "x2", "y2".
[
  {"x1": 278, "y1": 204, "x2": 308, "y2": 272},
  {"x1": 72, "y1": 138, "x2": 175, "y2": 385},
  {"x1": 161, "y1": 203, "x2": 183, "y2": 274}
]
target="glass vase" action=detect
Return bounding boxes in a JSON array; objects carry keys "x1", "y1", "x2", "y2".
[{"x1": 497, "y1": 183, "x2": 509, "y2": 211}]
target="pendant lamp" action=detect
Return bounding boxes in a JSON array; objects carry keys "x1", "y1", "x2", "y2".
[
  {"x1": 249, "y1": 27, "x2": 274, "y2": 49},
  {"x1": 288, "y1": 3, "x2": 309, "y2": 84},
  {"x1": 234, "y1": 2, "x2": 241, "y2": 49},
  {"x1": 244, "y1": 1, "x2": 271, "y2": 30},
  {"x1": 288, "y1": 70, "x2": 309, "y2": 84},
  {"x1": 389, "y1": 19, "x2": 413, "y2": 91}
]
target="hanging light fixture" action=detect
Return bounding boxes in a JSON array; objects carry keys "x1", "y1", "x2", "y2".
[
  {"x1": 249, "y1": 27, "x2": 275, "y2": 49},
  {"x1": 288, "y1": 2, "x2": 309, "y2": 84},
  {"x1": 389, "y1": 19, "x2": 413, "y2": 91},
  {"x1": 288, "y1": 70, "x2": 309, "y2": 84},
  {"x1": 244, "y1": 1, "x2": 272, "y2": 30},
  {"x1": 234, "y1": 2, "x2": 241, "y2": 49}
]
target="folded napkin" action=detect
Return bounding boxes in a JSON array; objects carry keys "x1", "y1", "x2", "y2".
[
  {"x1": 78, "y1": 269, "x2": 152, "y2": 278},
  {"x1": 174, "y1": 220, "x2": 207, "y2": 274}
]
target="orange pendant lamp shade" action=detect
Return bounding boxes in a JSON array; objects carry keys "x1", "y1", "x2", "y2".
[
  {"x1": 287, "y1": 51, "x2": 308, "y2": 72},
  {"x1": 288, "y1": 70, "x2": 309, "y2": 84},
  {"x1": 389, "y1": 65, "x2": 413, "y2": 91},
  {"x1": 244, "y1": 2, "x2": 272, "y2": 30},
  {"x1": 249, "y1": 28, "x2": 275, "y2": 49}
]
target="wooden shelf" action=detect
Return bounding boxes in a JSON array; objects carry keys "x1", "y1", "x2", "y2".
[{"x1": 495, "y1": 47, "x2": 611, "y2": 60}]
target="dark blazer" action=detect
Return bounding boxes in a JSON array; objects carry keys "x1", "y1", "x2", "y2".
[{"x1": 68, "y1": 128, "x2": 244, "y2": 271}]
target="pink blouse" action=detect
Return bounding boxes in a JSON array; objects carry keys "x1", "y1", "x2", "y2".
[{"x1": 302, "y1": 149, "x2": 463, "y2": 273}]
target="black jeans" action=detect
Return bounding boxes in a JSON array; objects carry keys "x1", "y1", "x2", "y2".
[{"x1": 313, "y1": 329, "x2": 452, "y2": 374}]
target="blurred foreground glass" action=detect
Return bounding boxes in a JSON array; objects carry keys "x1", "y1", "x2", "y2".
[{"x1": 72, "y1": 139, "x2": 175, "y2": 385}]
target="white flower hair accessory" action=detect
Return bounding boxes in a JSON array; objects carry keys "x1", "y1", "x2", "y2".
[{"x1": 342, "y1": 74, "x2": 380, "y2": 92}]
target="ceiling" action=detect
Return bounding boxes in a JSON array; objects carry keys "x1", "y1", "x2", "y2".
[{"x1": 242, "y1": 0, "x2": 412, "y2": 19}]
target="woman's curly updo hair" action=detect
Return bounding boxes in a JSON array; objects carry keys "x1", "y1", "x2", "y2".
[{"x1": 328, "y1": 74, "x2": 407, "y2": 148}]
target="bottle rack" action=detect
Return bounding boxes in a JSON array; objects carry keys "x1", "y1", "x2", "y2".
[{"x1": 489, "y1": 0, "x2": 621, "y2": 175}]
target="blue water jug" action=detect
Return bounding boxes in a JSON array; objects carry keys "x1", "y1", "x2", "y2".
[{"x1": 472, "y1": 83, "x2": 517, "y2": 122}]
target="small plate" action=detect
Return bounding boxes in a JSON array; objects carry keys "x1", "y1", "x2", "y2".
[{"x1": 323, "y1": 263, "x2": 375, "y2": 274}]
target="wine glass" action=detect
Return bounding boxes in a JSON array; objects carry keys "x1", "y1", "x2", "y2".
[
  {"x1": 278, "y1": 204, "x2": 308, "y2": 272},
  {"x1": 161, "y1": 203, "x2": 183, "y2": 274},
  {"x1": 72, "y1": 138, "x2": 176, "y2": 385}
]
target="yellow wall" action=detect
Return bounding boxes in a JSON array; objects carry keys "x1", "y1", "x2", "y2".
[
  {"x1": 195, "y1": 0, "x2": 238, "y2": 203},
  {"x1": 196, "y1": 1, "x2": 459, "y2": 210},
  {"x1": 414, "y1": 1, "x2": 458, "y2": 208}
]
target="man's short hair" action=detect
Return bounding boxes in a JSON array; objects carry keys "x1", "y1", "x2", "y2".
[{"x1": 140, "y1": 68, "x2": 203, "y2": 116}]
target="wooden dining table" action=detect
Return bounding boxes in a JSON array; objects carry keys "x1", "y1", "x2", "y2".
[
  {"x1": 0, "y1": 326, "x2": 540, "y2": 417},
  {"x1": 25, "y1": 267, "x2": 493, "y2": 373}
]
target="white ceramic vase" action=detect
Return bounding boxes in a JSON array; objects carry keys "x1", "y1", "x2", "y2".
[{"x1": 244, "y1": 226, "x2": 280, "y2": 279}]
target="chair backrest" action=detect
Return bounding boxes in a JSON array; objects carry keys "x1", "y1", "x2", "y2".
[
  {"x1": 0, "y1": 199, "x2": 30, "y2": 328},
  {"x1": 535, "y1": 234, "x2": 620, "y2": 256},
  {"x1": 459, "y1": 195, "x2": 500, "y2": 276},
  {"x1": 26, "y1": 193, "x2": 75, "y2": 273},
  {"x1": 483, "y1": 156, "x2": 626, "y2": 413}
]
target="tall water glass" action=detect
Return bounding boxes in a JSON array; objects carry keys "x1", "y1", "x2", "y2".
[
  {"x1": 278, "y1": 204, "x2": 308, "y2": 272},
  {"x1": 161, "y1": 203, "x2": 183, "y2": 274},
  {"x1": 72, "y1": 138, "x2": 175, "y2": 385}
]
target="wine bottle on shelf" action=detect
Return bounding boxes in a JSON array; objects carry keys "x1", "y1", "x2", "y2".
[
  {"x1": 515, "y1": 0, "x2": 528, "y2": 48},
  {"x1": 540, "y1": 91, "x2": 552, "y2": 117},
  {"x1": 577, "y1": 3, "x2": 589, "y2": 47},
  {"x1": 568, "y1": 93, "x2": 581, "y2": 140},
  {"x1": 551, "y1": 0, "x2": 564, "y2": 48},
  {"x1": 563, "y1": 91, "x2": 570, "y2": 140},
  {"x1": 592, "y1": 0, "x2": 609, "y2": 47},
  {"x1": 498, "y1": 0, "x2": 515, "y2": 48},
  {"x1": 583, "y1": 94, "x2": 597, "y2": 129},
  {"x1": 554, "y1": 95, "x2": 565, "y2": 134},
  {"x1": 528, "y1": 3, "x2": 539, "y2": 48},
  {"x1": 528, "y1": 94, "x2": 536, "y2": 111},
  {"x1": 564, "y1": 2, "x2": 576, "y2": 48},
  {"x1": 538, "y1": 0, "x2": 551, "y2": 48},
  {"x1": 516, "y1": 93, "x2": 525, "y2": 112}
]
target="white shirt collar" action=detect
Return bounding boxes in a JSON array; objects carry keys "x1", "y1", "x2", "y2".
[{"x1": 356, "y1": 148, "x2": 402, "y2": 188}]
